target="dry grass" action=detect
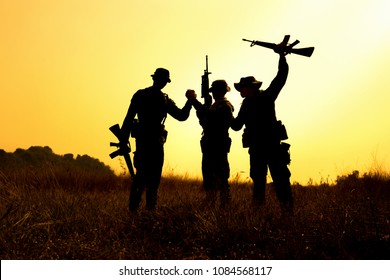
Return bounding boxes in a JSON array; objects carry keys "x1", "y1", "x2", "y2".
[{"x1": 0, "y1": 166, "x2": 389, "y2": 260}]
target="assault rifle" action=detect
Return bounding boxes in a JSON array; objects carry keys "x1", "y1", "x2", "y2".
[
  {"x1": 201, "y1": 55, "x2": 212, "y2": 107},
  {"x1": 109, "y1": 124, "x2": 135, "y2": 178},
  {"x1": 243, "y1": 35, "x2": 314, "y2": 57}
]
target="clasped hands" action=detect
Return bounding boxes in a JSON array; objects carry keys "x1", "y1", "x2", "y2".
[{"x1": 185, "y1": 89, "x2": 197, "y2": 100}]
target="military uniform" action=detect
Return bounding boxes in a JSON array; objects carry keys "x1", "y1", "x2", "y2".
[
  {"x1": 231, "y1": 56, "x2": 293, "y2": 212},
  {"x1": 121, "y1": 68, "x2": 192, "y2": 211},
  {"x1": 191, "y1": 80, "x2": 234, "y2": 207}
]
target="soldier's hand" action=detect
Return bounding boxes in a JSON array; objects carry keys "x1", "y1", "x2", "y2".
[
  {"x1": 274, "y1": 45, "x2": 288, "y2": 56},
  {"x1": 185, "y1": 89, "x2": 197, "y2": 100}
]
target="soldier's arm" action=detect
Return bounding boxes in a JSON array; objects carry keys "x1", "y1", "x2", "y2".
[
  {"x1": 167, "y1": 97, "x2": 192, "y2": 121},
  {"x1": 265, "y1": 54, "x2": 289, "y2": 101},
  {"x1": 230, "y1": 104, "x2": 245, "y2": 131}
]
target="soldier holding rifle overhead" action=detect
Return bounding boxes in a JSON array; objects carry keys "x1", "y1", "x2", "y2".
[
  {"x1": 120, "y1": 68, "x2": 193, "y2": 212},
  {"x1": 231, "y1": 37, "x2": 297, "y2": 214}
]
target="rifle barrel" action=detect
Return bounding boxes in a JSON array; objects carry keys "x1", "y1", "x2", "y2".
[{"x1": 123, "y1": 153, "x2": 135, "y2": 178}]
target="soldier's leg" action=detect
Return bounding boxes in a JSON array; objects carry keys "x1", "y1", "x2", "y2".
[
  {"x1": 249, "y1": 149, "x2": 268, "y2": 206},
  {"x1": 269, "y1": 161, "x2": 293, "y2": 213},
  {"x1": 202, "y1": 152, "x2": 217, "y2": 207},
  {"x1": 219, "y1": 180, "x2": 230, "y2": 209},
  {"x1": 145, "y1": 170, "x2": 162, "y2": 211},
  {"x1": 145, "y1": 177, "x2": 161, "y2": 211},
  {"x1": 145, "y1": 145, "x2": 164, "y2": 211},
  {"x1": 129, "y1": 173, "x2": 145, "y2": 212},
  {"x1": 218, "y1": 152, "x2": 231, "y2": 208}
]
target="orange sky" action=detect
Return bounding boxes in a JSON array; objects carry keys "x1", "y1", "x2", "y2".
[{"x1": 1, "y1": 0, "x2": 390, "y2": 184}]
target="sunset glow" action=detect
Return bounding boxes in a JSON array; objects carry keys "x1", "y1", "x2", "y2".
[{"x1": 1, "y1": 0, "x2": 390, "y2": 184}]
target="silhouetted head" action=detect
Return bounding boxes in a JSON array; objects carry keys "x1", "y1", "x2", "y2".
[
  {"x1": 209, "y1": 80, "x2": 230, "y2": 100},
  {"x1": 234, "y1": 76, "x2": 262, "y2": 91},
  {"x1": 151, "y1": 68, "x2": 171, "y2": 83},
  {"x1": 209, "y1": 80, "x2": 230, "y2": 93},
  {"x1": 234, "y1": 76, "x2": 262, "y2": 98}
]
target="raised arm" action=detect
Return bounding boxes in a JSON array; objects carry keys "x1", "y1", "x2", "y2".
[
  {"x1": 265, "y1": 54, "x2": 289, "y2": 101},
  {"x1": 167, "y1": 96, "x2": 192, "y2": 121}
]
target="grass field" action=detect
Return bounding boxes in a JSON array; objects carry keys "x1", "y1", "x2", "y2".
[{"x1": 0, "y1": 149, "x2": 389, "y2": 259}]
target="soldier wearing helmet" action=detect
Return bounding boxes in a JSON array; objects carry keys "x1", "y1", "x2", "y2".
[
  {"x1": 186, "y1": 80, "x2": 234, "y2": 208},
  {"x1": 121, "y1": 68, "x2": 193, "y2": 212}
]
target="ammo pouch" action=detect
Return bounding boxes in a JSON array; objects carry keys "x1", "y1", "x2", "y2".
[
  {"x1": 160, "y1": 124, "x2": 168, "y2": 144},
  {"x1": 276, "y1": 120, "x2": 288, "y2": 141},
  {"x1": 131, "y1": 119, "x2": 168, "y2": 143},
  {"x1": 278, "y1": 142, "x2": 291, "y2": 165}
]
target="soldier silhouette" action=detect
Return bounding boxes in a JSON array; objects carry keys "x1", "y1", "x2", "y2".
[
  {"x1": 186, "y1": 80, "x2": 234, "y2": 208},
  {"x1": 231, "y1": 51, "x2": 294, "y2": 214},
  {"x1": 120, "y1": 68, "x2": 193, "y2": 212}
]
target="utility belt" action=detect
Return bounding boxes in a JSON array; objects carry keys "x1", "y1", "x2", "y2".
[
  {"x1": 201, "y1": 136, "x2": 231, "y2": 154},
  {"x1": 275, "y1": 120, "x2": 288, "y2": 141},
  {"x1": 242, "y1": 120, "x2": 291, "y2": 164},
  {"x1": 242, "y1": 120, "x2": 288, "y2": 148},
  {"x1": 131, "y1": 119, "x2": 168, "y2": 144}
]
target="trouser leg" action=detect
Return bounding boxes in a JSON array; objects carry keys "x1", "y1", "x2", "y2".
[
  {"x1": 145, "y1": 175, "x2": 161, "y2": 211},
  {"x1": 202, "y1": 150, "x2": 231, "y2": 208},
  {"x1": 253, "y1": 177, "x2": 266, "y2": 205},
  {"x1": 269, "y1": 161, "x2": 293, "y2": 213},
  {"x1": 219, "y1": 181, "x2": 230, "y2": 208},
  {"x1": 145, "y1": 145, "x2": 164, "y2": 211},
  {"x1": 250, "y1": 152, "x2": 268, "y2": 206},
  {"x1": 129, "y1": 175, "x2": 144, "y2": 212},
  {"x1": 202, "y1": 153, "x2": 216, "y2": 207},
  {"x1": 129, "y1": 143, "x2": 164, "y2": 212}
]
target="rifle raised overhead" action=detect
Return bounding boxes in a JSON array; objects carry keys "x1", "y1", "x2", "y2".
[{"x1": 243, "y1": 35, "x2": 314, "y2": 57}]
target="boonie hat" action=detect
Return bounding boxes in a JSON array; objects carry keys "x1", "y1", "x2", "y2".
[{"x1": 234, "y1": 76, "x2": 262, "y2": 91}]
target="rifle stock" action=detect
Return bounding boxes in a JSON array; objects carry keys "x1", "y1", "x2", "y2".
[
  {"x1": 289, "y1": 47, "x2": 314, "y2": 57},
  {"x1": 243, "y1": 36, "x2": 314, "y2": 57}
]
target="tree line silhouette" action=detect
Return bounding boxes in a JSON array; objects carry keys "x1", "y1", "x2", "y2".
[
  {"x1": 0, "y1": 146, "x2": 116, "y2": 191},
  {"x1": 0, "y1": 146, "x2": 111, "y2": 172}
]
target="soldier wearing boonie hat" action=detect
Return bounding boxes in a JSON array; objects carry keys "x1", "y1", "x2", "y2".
[
  {"x1": 231, "y1": 52, "x2": 294, "y2": 214},
  {"x1": 234, "y1": 76, "x2": 262, "y2": 91}
]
